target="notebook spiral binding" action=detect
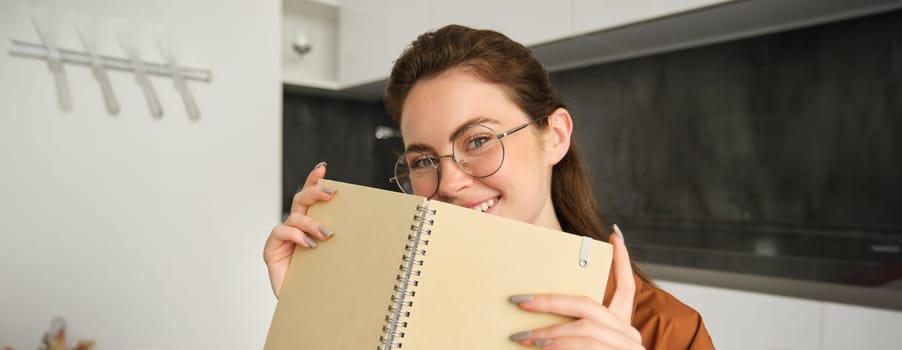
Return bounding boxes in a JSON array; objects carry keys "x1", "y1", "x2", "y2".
[{"x1": 376, "y1": 203, "x2": 436, "y2": 350}]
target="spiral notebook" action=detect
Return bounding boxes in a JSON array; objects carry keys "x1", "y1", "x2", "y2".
[{"x1": 263, "y1": 180, "x2": 613, "y2": 350}]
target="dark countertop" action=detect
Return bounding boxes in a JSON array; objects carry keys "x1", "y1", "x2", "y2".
[
  {"x1": 628, "y1": 219, "x2": 899, "y2": 273},
  {"x1": 624, "y1": 218, "x2": 902, "y2": 310}
]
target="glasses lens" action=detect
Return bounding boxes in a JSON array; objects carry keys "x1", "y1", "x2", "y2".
[
  {"x1": 394, "y1": 151, "x2": 439, "y2": 196},
  {"x1": 453, "y1": 125, "x2": 504, "y2": 177}
]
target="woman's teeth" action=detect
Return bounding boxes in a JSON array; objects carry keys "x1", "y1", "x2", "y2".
[{"x1": 473, "y1": 199, "x2": 496, "y2": 213}]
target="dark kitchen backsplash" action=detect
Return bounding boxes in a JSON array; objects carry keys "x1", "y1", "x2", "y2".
[
  {"x1": 282, "y1": 90, "x2": 401, "y2": 215},
  {"x1": 283, "y1": 9, "x2": 901, "y2": 288}
]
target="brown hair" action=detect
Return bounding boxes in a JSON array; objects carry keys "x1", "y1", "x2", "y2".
[{"x1": 385, "y1": 25, "x2": 649, "y2": 282}]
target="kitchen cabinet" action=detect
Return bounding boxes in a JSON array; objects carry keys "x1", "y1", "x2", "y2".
[
  {"x1": 571, "y1": 0, "x2": 735, "y2": 35},
  {"x1": 657, "y1": 280, "x2": 822, "y2": 350},
  {"x1": 289, "y1": 0, "x2": 747, "y2": 89},
  {"x1": 285, "y1": 0, "x2": 901, "y2": 95},
  {"x1": 383, "y1": 0, "x2": 572, "y2": 48},
  {"x1": 283, "y1": 0, "x2": 341, "y2": 88},
  {"x1": 337, "y1": 2, "x2": 391, "y2": 87},
  {"x1": 337, "y1": 0, "x2": 572, "y2": 87},
  {"x1": 821, "y1": 302, "x2": 902, "y2": 350},
  {"x1": 659, "y1": 279, "x2": 902, "y2": 349}
]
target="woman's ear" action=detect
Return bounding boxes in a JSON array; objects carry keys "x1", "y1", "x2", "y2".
[{"x1": 544, "y1": 107, "x2": 573, "y2": 165}]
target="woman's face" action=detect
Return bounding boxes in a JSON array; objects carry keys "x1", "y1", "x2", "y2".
[{"x1": 399, "y1": 70, "x2": 563, "y2": 229}]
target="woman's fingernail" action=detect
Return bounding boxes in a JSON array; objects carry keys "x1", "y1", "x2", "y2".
[
  {"x1": 533, "y1": 338, "x2": 552, "y2": 347},
  {"x1": 613, "y1": 224, "x2": 625, "y2": 243},
  {"x1": 509, "y1": 294, "x2": 534, "y2": 304},
  {"x1": 322, "y1": 187, "x2": 337, "y2": 195},
  {"x1": 509, "y1": 330, "x2": 532, "y2": 342},
  {"x1": 302, "y1": 235, "x2": 317, "y2": 248},
  {"x1": 319, "y1": 225, "x2": 333, "y2": 237},
  {"x1": 313, "y1": 161, "x2": 327, "y2": 170}
]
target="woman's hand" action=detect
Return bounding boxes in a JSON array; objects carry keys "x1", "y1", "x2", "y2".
[
  {"x1": 263, "y1": 162, "x2": 337, "y2": 298},
  {"x1": 509, "y1": 225, "x2": 644, "y2": 349}
]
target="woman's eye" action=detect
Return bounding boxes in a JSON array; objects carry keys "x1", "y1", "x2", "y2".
[
  {"x1": 411, "y1": 157, "x2": 436, "y2": 169},
  {"x1": 465, "y1": 136, "x2": 491, "y2": 150}
]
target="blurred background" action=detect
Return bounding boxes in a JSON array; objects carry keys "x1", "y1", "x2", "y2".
[{"x1": 2, "y1": 0, "x2": 900, "y2": 349}]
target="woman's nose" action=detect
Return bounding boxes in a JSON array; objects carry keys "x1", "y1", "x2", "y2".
[{"x1": 433, "y1": 156, "x2": 473, "y2": 198}]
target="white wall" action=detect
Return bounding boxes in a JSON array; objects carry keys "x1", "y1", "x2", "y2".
[{"x1": 0, "y1": 0, "x2": 280, "y2": 349}]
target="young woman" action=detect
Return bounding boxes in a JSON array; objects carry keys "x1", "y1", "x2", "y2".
[{"x1": 265, "y1": 25, "x2": 714, "y2": 350}]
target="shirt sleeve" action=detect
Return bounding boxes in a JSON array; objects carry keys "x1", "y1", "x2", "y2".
[{"x1": 630, "y1": 276, "x2": 716, "y2": 349}]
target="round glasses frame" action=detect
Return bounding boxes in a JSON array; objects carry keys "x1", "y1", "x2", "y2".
[{"x1": 389, "y1": 116, "x2": 548, "y2": 197}]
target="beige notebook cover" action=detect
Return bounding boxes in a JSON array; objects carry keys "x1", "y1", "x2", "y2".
[{"x1": 264, "y1": 180, "x2": 613, "y2": 350}]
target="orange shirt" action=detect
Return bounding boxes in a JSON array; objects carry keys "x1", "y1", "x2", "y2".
[{"x1": 606, "y1": 273, "x2": 715, "y2": 349}]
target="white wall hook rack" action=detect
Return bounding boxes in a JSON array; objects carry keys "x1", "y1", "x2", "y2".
[
  {"x1": 8, "y1": 21, "x2": 212, "y2": 120},
  {"x1": 8, "y1": 40, "x2": 213, "y2": 82}
]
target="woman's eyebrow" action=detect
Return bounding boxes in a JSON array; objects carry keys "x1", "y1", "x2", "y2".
[
  {"x1": 404, "y1": 116, "x2": 500, "y2": 152},
  {"x1": 449, "y1": 116, "x2": 499, "y2": 142},
  {"x1": 404, "y1": 143, "x2": 434, "y2": 153}
]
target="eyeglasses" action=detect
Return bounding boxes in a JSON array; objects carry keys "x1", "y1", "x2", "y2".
[{"x1": 389, "y1": 116, "x2": 547, "y2": 198}]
